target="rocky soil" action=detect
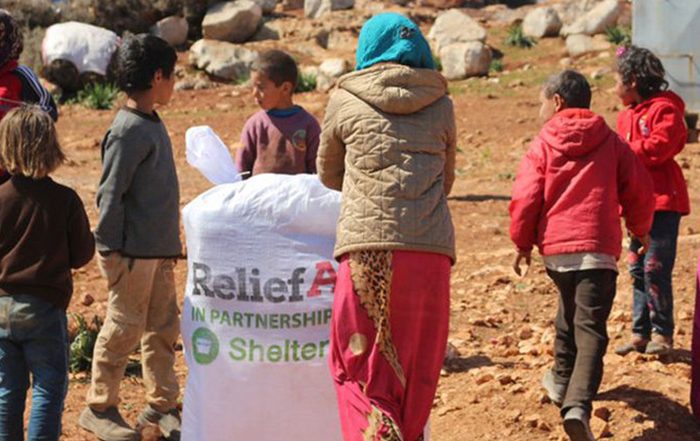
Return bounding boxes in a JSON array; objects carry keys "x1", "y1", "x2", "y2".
[{"x1": 14, "y1": 0, "x2": 700, "y2": 439}]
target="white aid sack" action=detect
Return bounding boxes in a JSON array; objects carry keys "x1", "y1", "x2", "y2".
[
  {"x1": 185, "y1": 126, "x2": 240, "y2": 185},
  {"x1": 181, "y1": 173, "x2": 342, "y2": 441},
  {"x1": 42, "y1": 22, "x2": 120, "y2": 75}
]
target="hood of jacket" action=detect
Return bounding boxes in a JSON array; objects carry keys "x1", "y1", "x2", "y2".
[
  {"x1": 539, "y1": 108, "x2": 612, "y2": 158},
  {"x1": 631, "y1": 90, "x2": 686, "y2": 115},
  {"x1": 337, "y1": 63, "x2": 447, "y2": 115}
]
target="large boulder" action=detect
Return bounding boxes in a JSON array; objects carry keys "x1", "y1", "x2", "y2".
[
  {"x1": 418, "y1": 0, "x2": 465, "y2": 7},
  {"x1": 62, "y1": 0, "x2": 182, "y2": 35},
  {"x1": 428, "y1": 9, "x2": 487, "y2": 52},
  {"x1": 439, "y1": 41, "x2": 491, "y2": 80},
  {"x1": 561, "y1": 0, "x2": 622, "y2": 36},
  {"x1": 252, "y1": 0, "x2": 279, "y2": 13},
  {"x1": 202, "y1": 1, "x2": 263, "y2": 43},
  {"x1": 316, "y1": 58, "x2": 350, "y2": 92},
  {"x1": 522, "y1": 7, "x2": 562, "y2": 38},
  {"x1": 151, "y1": 16, "x2": 189, "y2": 46},
  {"x1": 189, "y1": 39, "x2": 260, "y2": 80},
  {"x1": 565, "y1": 34, "x2": 612, "y2": 57},
  {"x1": 304, "y1": 0, "x2": 355, "y2": 19}
]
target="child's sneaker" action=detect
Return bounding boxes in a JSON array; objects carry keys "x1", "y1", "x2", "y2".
[
  {"x1": 645, "y1": 333, "x2": 673, "y2": 355},
  {"x1": 563, "y1": 407, "x2": 596, "y2": 441},
  {"x1": 541, "y1": 369, "x2": 566, "y2": 406},
  {"x1": 137, "y1": 404, "x2": 181, "y2": 441},
  {"x1": 79, "y1": 406, "x2": 140, "y2": 441},
  {"x1": 614, "y1": 334, "x2": 649, "y2": 356}
]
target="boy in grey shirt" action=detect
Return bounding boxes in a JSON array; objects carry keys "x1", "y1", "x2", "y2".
[{"x1": 80, "y1": 34, "x2": 181, "y2": 441}]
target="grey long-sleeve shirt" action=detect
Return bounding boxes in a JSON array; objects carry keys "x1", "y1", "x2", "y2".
[{"x1": 95, "y1": 107, "x2": 182, "y2": 258}]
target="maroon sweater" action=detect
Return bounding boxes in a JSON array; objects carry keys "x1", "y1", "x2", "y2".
[
  {"x1": 0, "y1": 175, "x2": 95, "y2": 309},
  {"x1": 235, "y1": 107, "x2": 321, "y2": 177}
]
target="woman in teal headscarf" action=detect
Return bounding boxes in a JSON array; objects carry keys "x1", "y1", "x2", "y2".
[{"x1": 318, "y1": 13, "x2": 456, "y2": 441}]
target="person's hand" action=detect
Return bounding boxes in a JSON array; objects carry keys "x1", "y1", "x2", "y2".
[
  {"x1": 513, "y1": 249, "x2": 532, "y2": 277},
  {"x1": 633, "y1": 234, "x2": 651, "y2": 255}
]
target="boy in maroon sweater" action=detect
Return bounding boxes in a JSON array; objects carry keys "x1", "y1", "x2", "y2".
[
  {"x1": 0, "y1": 106, "x2": 94, "y2": 440},
  {"x1": 235, "y1": 50, "x2": 320, "y2": 177}
]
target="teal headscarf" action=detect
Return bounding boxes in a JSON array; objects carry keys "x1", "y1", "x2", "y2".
[{"x1": 355, "y1": 13, "x2": 435, "y2": 71}]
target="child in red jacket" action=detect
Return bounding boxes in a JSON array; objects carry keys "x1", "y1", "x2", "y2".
[
  {"x1": 510, "y1": 70, "x2": 654, "y2": 441},
  {"x1": 0, "y1": 9, "x2": 58, "y2": 181},
  {"x1": 613, "y1": 46, "x2": 689, "y2": 356}
]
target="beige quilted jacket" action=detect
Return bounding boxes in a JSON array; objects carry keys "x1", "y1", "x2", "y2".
[{"x1": 317, "y1": 63, "x2": 456, "y2": 263}]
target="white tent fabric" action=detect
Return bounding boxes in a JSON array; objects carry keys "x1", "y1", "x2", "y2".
[{"x1": 41, "y1": 22, "x2": 119, "y2": 75}]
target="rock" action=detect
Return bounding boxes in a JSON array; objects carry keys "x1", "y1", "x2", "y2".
[
  {"x1": 418, "y1": 0, "x2": 465, "y2": 7},
  {"x1": 593, "y1": 406, "x2": 612, "y2": 422},
  {"x1": 566, "y1": 34, "x2": 612, "y2": 58},
  {"x1": 140, "y1": 424, "x2": 162, "y2": 441},
  {"x1": 252, "y1": 0, "x2": 278, "y2": 13},
  {"x1": 304, "y1": 0, "x2": 355, "y2": 19},
  {"x1": 518, "y1": 325, "x2": 533, "y2": 340},
  {"x1": 475, "y1": 373, "x2": 494, "y2": 385},
  {"x1": 151, "y1": 16, "x2": 189, "y2": 46},
  {"x1": 320, "y1": 58, "x2": 350, "y2": 78},
  {"x1": 202, "y1": 1, "x2": 263, "y2": 43},
  {"x1": 282, "y1": 0, "x2": 304, "y2": 10},
  {"x1": 522, "y1": 7, "x2": 562, "y2": 38},
  {"x1": 189, "y1": 39, "x2": 260, "y2": 80},
  {"x1": 428, "y1": 9, "x2": 487, "y2": 52},
  {"x1": 591, "y1": 66, "x2": 611, "y2": 80},
  {"x1": 590, "y1": 416, "x2": 612, "y2": 438},
  {"x1": 439, "y1": 42, "x2": 491, "y2": 80},
  {"x1": 497, "y1": 374, "x2": 515, "y2": 385},
  {"x1": 524, "y1": 414, "x2": 540, "y2": 428},
  {"x1": 250, "y1": 20, "x2": 281, "y2": 41},
  {"x1": 552, "y1": 0, "x2": 599, "y2": 26},
  {"x1": 561, "y1": 0, "x2": 622, "y2": 37},
  {"x1": 80, "y1": 293, "x2": 95, "y2": 307}
]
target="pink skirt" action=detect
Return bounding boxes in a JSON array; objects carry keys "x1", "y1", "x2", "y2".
[{"x1": 329, "y1": 250, "x2": 451, "y2": 441}]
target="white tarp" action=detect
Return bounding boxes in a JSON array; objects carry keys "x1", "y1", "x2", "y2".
[
  {"x1": 180, "y1": 173, "x2": 343, "y2": 441},
  {"x1": 633, "y1": 0, "x2": 700, "y2": 113},
  {"x1": 41, "y1": 22, "x2": 120, "y2": 75},
  {"x1": 185, "y1": 126, "x2": 241, "y2": 185}
]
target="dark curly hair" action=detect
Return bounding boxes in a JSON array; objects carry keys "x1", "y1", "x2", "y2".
[
  {"x1": 543, "y1": 70, "x2": 592, "y2": 109},
  {"x1": 616, "y1": 45, "x2": 668, "y2": 100},
  {"x1": 116, "y1": 34, "x2": 176, "y2": 93}
]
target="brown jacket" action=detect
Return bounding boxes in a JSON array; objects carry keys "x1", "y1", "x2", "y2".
[{"x1": 317, "y1": 64, "x2": 456, "y2": 262}]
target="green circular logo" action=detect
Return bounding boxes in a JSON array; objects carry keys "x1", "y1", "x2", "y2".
[{"x1": 192, "y1": 327, "x2": 219, "y2": 365}]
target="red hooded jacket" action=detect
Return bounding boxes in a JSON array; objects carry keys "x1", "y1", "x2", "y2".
[
  {"x1": 510, "y1": 108, "x2": 655, "y2": 258},
  {"x1": 616, "y1": 91, "x2": 689, "y2": 214}
]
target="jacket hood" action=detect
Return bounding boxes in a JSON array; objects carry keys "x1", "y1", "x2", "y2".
[
  {"x1": 633, "y1": 90, "x2": 686, "y2": 114},
  {"x1": 539, "y1": 108, "x2": 612, "y2": 157},
  {"x1": 337, "y1": 64, "x2": 447, "y2": 115}
]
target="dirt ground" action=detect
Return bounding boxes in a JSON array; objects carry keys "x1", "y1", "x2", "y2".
[{"x1": 42, "y1": 25, "x2": 700, "y2": 441}]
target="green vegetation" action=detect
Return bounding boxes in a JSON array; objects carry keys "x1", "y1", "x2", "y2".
[
  {"x1": 69, "y1": 313, "x2": 141, "y2": 377},
  {"x1": 605, "y1": 25, "x2": 631, "y2": 45},
  {"x1": 72, "y1": 82, "x2": 120, "y2": 110},
  {"x1": 505, "y1": 25, "x2": 536, "y2": 49},
  {"x1": 295, "y1": 71, "x2": 317, "y2": 93},
  {"x1": 490, "y1": 59, "x2": 504, "y2": 73},
  {"x1": 235, "y1": 73, "x2": 250, "y2": 86},
  {"x1": 69, "y1": 314, "x2": 102, "y2": 374},
  {"x1": 433, "y1": 54, "x2": 443, "y2": 72}
]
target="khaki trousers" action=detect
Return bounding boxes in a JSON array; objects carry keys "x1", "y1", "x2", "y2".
[{"x1": 87, "y1": 254, "x2": 180, "y2": 412}]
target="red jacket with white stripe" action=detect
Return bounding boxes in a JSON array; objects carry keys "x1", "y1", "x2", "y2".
[
  {"x1": 510, "y1": 108, "x2": 655, "y2": 258},
  {"x1": 616, "y1": 91, "x2": 690, "y2": 215}
]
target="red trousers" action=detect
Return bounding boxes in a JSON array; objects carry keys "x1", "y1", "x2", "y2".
[{"x1": 329, "y1": 250, "x2": 451, "y2": 441}]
